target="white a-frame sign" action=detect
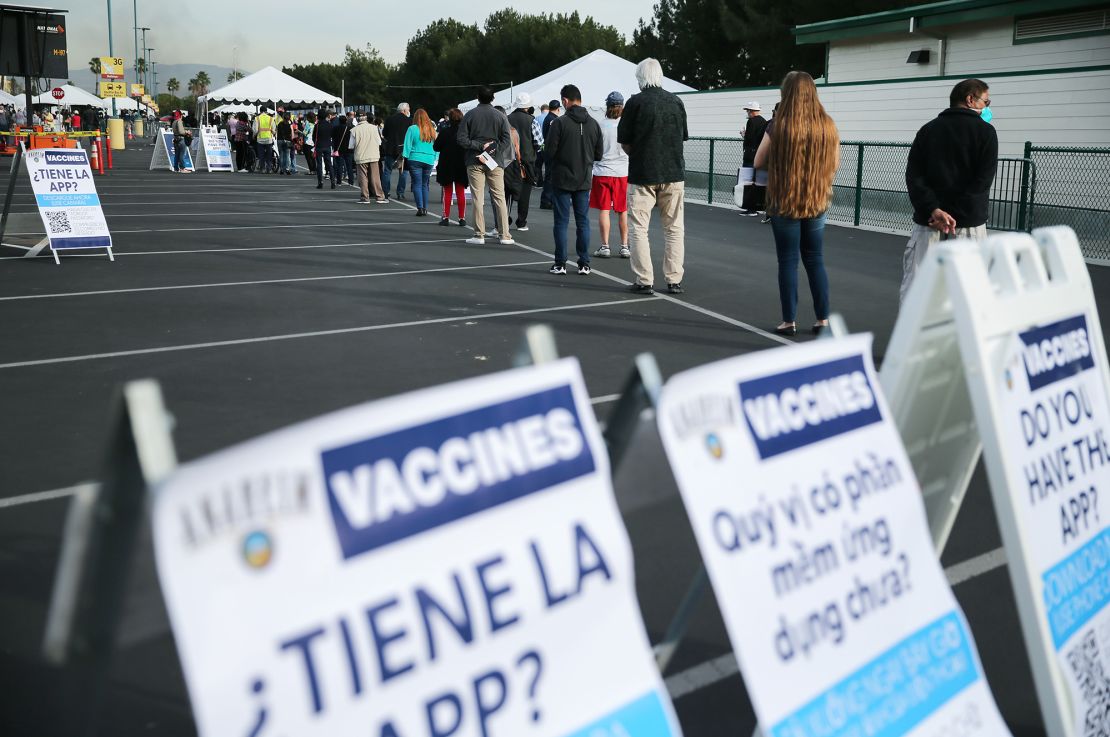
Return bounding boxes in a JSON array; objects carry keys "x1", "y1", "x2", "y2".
[{"x1": 882, "y1": 226, "x2": 1110, "y2": 737}]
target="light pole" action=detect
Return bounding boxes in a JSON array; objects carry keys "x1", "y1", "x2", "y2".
[
  {"x1": 133, "y1": 0, "x2": 139, "y2": 85},
  {"x1": 140, "y1": 28, "x2": 150, "y2": 85},
  {"x1": 106, "y1": 0, "x2": 117, "y2": 118}
]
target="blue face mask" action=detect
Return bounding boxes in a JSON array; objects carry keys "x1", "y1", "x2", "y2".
[{"x1": 980, "y1": 106, "x2": 993, "y2": 123}]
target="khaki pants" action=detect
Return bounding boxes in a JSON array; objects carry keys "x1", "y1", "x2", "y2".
[
  {"x1": 628, "y1": 182, "x2": 685, "y2": 286},
  {"x1": 467, "y1": 164, "x2": 509, "y2": 239},
  {"x1": 900, "y1": 223, "x2": 987, "y2": 303},
  {"x1": 356, "y1": 162, "x2": 384, "y2": 201}
]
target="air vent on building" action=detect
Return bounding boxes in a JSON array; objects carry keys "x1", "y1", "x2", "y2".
[{"x1": 1015, "y1": 7, "x2": 1110, "y2": 40}]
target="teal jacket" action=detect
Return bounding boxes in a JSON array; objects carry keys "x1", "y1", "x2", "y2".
[{"x1": 402, "y1": 126, "x2": 437, "y2": 165}]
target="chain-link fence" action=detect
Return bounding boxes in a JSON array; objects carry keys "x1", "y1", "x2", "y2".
[
  {"x1": 1026, "y1": 144, "x2": 1110, "y2": 262},
  {"x1": 684, "y1": 137, "x2": 1109, "y2": 261}
]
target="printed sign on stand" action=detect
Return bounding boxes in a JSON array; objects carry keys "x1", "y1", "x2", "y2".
[
  {"x1": 23, "y1": 146, "x2": 113, "y2": 264},
  {"x1": 150, "y1": 130, "x2": 193, "y2": 172},
  {"x1": 658, "y1": 335, "x2": 1010, "y2": 737},
  {"x1": 98, "y1": 56, "x2": 124, "y2": 80},
  {"x1": 198, "y1": 127, "x2": 232, "y2": 172},
  {"x1": 153, "y1": 359, "x2": 681, "y2": 737}
]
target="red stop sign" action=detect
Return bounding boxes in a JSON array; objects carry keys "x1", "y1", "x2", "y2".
[{"x1": 51, "y1": 87, "x2": 64, "y2": 100}]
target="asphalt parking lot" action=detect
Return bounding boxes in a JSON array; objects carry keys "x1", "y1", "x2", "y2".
[{"x1": 3, "y1": 144, "x2": 1109, "y2": 736}]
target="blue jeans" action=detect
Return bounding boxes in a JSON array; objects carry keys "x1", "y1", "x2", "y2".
[
  {"x1": 256, "y1": 141, "x2": 275, "y2": 171},
  {"x1": 407, "y1": 161, "x2": 432, "y2": 210},
  {"x1": 382, "y1": 156, "x2": 405, "y2": 196},
  {"x1": 173, "y1": 137, "x2": 187, "y2": 171},
  {"x1": 770, "y1": 212, "x2": 830, "y2": 323},
  {"x1": 277, "y1": 140, "x2": 294, "y2": 173},
  {"x1": 335, "y1": 152, "x2": 354, "y2": 184},
  {"x1": 552, "y1": 189, "x2": 591, "y2": 267}
]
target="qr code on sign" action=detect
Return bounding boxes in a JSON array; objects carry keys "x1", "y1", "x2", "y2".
[
  {"x1": 45, "y1": 210, "x2": 71, "y2": 234},
  {"x1": 1066, "y1": 630, "x2": 1110, "y2": 736}
]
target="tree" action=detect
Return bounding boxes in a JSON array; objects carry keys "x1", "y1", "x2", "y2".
[
  {"x1": 284, "y1": 43, "x2": 393, "y2": 110},
  {"x1": 632, "y1": 0, "x2": 924, "y2": 89},
  {"x1": 167, "y1": 77, "x2": 180, "y2": 95},
  {"x1": 195, "y1": 71, "x2": 211, "y2": 95},
  {"x1": 88, "y1": 57, "x2": 100, "y2": 88},
  {"x1": 136, "y1": 58, "x2": 147, "y2": 85},
  {"x1": 226, "y1": 70, "x2": 244, "y2": 83}
]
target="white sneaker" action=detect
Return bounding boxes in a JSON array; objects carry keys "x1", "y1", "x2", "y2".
[
  {"x1": 549, "y1": 264, "x2": 567, "y2": 275},
  {"x1": 594, "y1": 245, "x2": 611, "y2": 258},
  {"x1": 619, "y1": 246, "x2": 631, "y2": 258},
  {"x1": 499, "y1": 237, "x2": 515, "y2": 245},
  {"x1": 578, "y1": 264, "x2": 591, "y2": 275},
  {"x1": 486, "y1": 228, "x2": 498, "y2": 237},
  {"x1": 465, "y1": 236, "x2": 486, "y2": 245},
  {"x1": 515, "y1": 225, "x2": 529, "y2": 232}
]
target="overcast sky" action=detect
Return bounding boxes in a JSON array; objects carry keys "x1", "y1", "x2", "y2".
[{"x1": 67, "y1": 0, "x2": 653, "y2": 76}]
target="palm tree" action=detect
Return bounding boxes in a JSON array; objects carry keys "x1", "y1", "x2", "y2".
[
  {"x1": 226, "y1": 70, "x2": 244, "y2": 83},
  {"x1": 187, "y1": 77, "x2": 199, "y2": 97},
  {"x1": 89, "y1": 57, "x2": 101, "y2": 89},
  {"x1": 195, "y1": 71, "x2": 211, "y2": 95},
  {"x1": 136, "y1": 58, "x2": 147, "y2": 86},
  {"x1": 167, "y1": 77, "x2": 180, "y2": 96}
]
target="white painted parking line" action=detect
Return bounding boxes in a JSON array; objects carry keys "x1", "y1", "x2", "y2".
[
  {"x1": 662, "y1": 545, "x2": 1009, "y2": 701},
  {"x1": 0, "y1": 260, "x2": 549, "y2": 301},
  {"x1": 108, "y1": 219, "x2": 439, "y2": 234},
  {"x1": 3, "y1": 207, "x2": 408, "y2": 218},
  {"x1": 589, "y1": 393, "x2": 621, "y2": 405},
  {"x1": 0, "y1": 297, "x2": 652, "y2": 370},
  {"x1": 510, "y1": 239, "x2": 794, "y2": 347},
  {"x1": 0, "y1": 486, "x2": 85, "y2": 509},
  {"x1": 1, "y1": 237, "x2": 464, "y2": 259}
]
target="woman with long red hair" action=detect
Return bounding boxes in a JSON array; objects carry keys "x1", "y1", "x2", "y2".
[
  {"x1": 403, "y1": 108, "x2": 438, "y2": 216},
  {"x1": 754, "y1": 71, "x2": 839, "y2": 336}
]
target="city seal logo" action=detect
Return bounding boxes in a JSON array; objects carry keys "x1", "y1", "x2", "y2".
[{"x1": 242, "y1": 530, "x2": 274, "y2": 570}]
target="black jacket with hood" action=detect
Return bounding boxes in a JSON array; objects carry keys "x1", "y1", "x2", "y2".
[
  {"x1": 906, "y1": 107, "x2": 998, "y2": 228},
  {"x1": 544, "y1": 105, "x2": 603, "y2": 192}
]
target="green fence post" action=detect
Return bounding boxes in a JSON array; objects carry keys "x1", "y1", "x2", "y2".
[
  {"x1": 708, "y1": 138, "x2": 715, "y2": 205},
  {"x1": 1019, "y1": 141, "x2": 1033, "y2": 231},
  {"x1": 854, "y1": 143, "x2": 864, "y2": 226}
]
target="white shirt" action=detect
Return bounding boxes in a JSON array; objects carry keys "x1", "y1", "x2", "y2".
[{"x1": 592, "y1": 117, "x2": 628, "y2": 177}]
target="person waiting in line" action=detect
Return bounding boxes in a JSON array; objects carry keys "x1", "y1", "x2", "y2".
[
  {"x1": 349, "y1": 113, "x2": 387, "y2": 203},
  {"x1": 738, "y1": 100, "x2": 768, "y2": 216},
  {"x1": 506, "y1": 93, "x2": 541, "y2": 232},
  {"x1": 591, "y1": 91, "x2": 630, "y2": 259},
  {"x1": 233, "y1": 112, "x2": 251, "y2": 172},
  {"x1": 382, "y1": 103, "x2": 414, "y2": 200},
  {"x1": 276, "y1": 111, "x2": 296, "y2": 175},
  {"x1": 545, "y1": 84, "x2": 603, "y2": 275},
  {"x1": 333, "y1": 111, "x2": 356, "y2": 187},
  {"x1": 300, "y1": 112, "x2": 316, "y2": 175},
  {"x1": 313, "y1": 108, "x2": 337, "y2": 189},
  {"x1": 171, "y1": 110, "x2": 191, "y2": 173},
  {"x1": 434, "y1": 108, "x2": 469, "y2": 227},
  {"x1": 753, "y1": 71, "x2": 839, "y2": 336},
  {"x1": 457, "y1": 87, "x2": 514, "y2": 246},
  {"x1": 253, "y1": 108, "x2": 276, "y2": 173},
  {"x1": 403, "y1": 109, "x2": 438, "y2": 217}
]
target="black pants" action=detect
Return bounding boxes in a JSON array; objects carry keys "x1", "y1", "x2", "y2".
[
  {"x1": 742, "y1": 184, "x2": 766, "y2": 212},
  {"x1": 304, "y1": 146, "x2": 316, "y2": 173},
  {"x1": 511, "y1": 179, "x2": 533, "y2": 227},
  {"x1": 234, "y1": 141, "x2": 247, "y2": 171}
]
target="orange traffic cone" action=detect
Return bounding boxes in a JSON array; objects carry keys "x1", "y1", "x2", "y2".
[
  {"x1": 127, "y1": 127, "x2": 133, "y2": 141},
  {"x1": 88, "y1": 140, "x2": 100, "y2": 173}
]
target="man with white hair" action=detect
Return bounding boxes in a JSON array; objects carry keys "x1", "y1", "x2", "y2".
[
  {"x1": 739, "y1": 100, "x2": 768, "y2": 216},
  {"x1": 382, "y1": 102, "x2": 414, "y2": 200},
  {"x1": 618, "y1": 57, "x2": 689, "y2": 295},
  {"x1": 506, "y1": 92, "x2": 541, "y2": 231}
]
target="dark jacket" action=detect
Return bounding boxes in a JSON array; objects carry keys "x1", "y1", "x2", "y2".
[
  {"x1": 457, "y1": 103, "x2": 513, "y2": 168},
  {"x1": 545, "y1": 105, "x2": 603, "y2": 192},
  {"x1": 617, "y1": 86, "x2": 688, "y2": 185},
  {"x1": 276, "y1": 120, "x2": 292, "y2": 141},
  {"x1": 742, "y1": 114, "x2": 767, "y2": 166},
  {"x1": 506, "y1": 109, "x2": 537, "y2": 166},
  {"x1": 541, "y1": 111, "x2": 559, "y2": 142},
  {"x1": 906, "y1": 107, "x2": 998, "y2": 228},
  {"x1": 335, "y1": 118, "x2": 354, "y2": 153},
  {"x1": 434, "y1": 122, "x2": 468, "y2": 186},
  {"x1": 382, "y1": 112, "x2": 413, "y2": 156},
  {"x1": 313, "y1": 117, "x2": 335, "y2": 150}
]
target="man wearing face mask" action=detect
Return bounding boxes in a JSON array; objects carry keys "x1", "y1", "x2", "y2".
[{"x1": 901, "y1": 78, "x2": 997, "y2": 303}]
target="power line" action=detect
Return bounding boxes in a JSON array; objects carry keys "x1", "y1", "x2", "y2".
[{"x1": 385, "y1": 82, "x2": 512, "y2": 89}]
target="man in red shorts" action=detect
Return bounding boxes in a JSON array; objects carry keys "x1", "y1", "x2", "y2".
[{"x1": 591, "y1": 91, "x2": 631, "y2": 259}]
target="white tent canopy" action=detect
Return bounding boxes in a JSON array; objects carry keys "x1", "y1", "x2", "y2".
[
  {"x1": 106, "y1": 96, "x2": 153, "y2": 112},
  {"x1": 32, "y1": 84, "x2": 108, "y2": 108},
  {"x1": 200, "y1": 66, "x2": 341, "y2": 106},
  {"x1": 211, "y1": 103, "x2": 257, "y2": 115},
  {"x1": 0, "y1": 89, "x2": 19, "y2": 106},
  {"x1": 458, "y1": 50, "x2": 695, "y2": 112}
]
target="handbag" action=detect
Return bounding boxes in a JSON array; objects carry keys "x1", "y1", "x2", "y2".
[{"x1": 183, "y1": 131, "x2": 193, "y2": 145}]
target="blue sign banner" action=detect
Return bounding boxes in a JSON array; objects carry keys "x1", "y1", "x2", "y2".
[{"x1": 1020, "y1": 314, "x2": 1095, "y2": 391}]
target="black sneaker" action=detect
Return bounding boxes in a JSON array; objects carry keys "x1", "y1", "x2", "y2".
[
  {"x1": 439, "y1": 217, "x2": 450, "y2": 226},
  {"x1": 667, "y1": 283, "x2": 685, "y2": 294},
  {"x1": 457, "y1": 219, "x2": 467, "y2": 227},
  {"x1": 629, "y1": 283, "x2": 654, "y2": 295}
]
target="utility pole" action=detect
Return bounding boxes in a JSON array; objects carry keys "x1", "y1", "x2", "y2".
[
  {"x1": 132, "y1": 0, "x2": 138, "y2": 86},
  {"x1": 140, "y1": 28, "x2": 149, "y2": 85},
  {"x1": 106, "y1": 0, "x2": 117, "y2": 118}
]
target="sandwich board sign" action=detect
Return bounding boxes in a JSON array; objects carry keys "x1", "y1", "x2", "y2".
[
  {"x1": 195, "y1": 126, "x2": 232, "y2": 172},
  {"x1": 883, "y1": 227, "x2": 1110, "y2": 737},
  {"x1": 657, "y1": 335, "x2": 1011, "y2": 737},
  {"x1": 23, "y1": 146, "x2": 113, "y2": 264},
  {"x1": 150, "y1": 129, "x2": 193, "y2": 172},
  {"x1": 153, "y1": 358, "x2": 682, "y2": 737}
]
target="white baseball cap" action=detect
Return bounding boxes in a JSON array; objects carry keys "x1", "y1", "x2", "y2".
[
  {"x1": 513, "y1": 92, "x2": 533, "y2": 110},
  {"x1": 743, "y1": 100, "x2": 761, "y2": 111}
]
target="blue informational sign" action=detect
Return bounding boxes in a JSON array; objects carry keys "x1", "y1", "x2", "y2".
[
  {"x1": 23, "y1": 147, "x2": 113, "y2": 260},
  {"x1": 161, "y1": 130, "x2": 194, "y2": 171}
]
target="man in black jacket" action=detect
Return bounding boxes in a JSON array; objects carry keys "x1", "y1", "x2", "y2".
[
  {"x1": 381, "y1": 103, "x2": 413, "y2": 200},
  {"x1": 902, "y1": 78, "x2": 998, "y2": 302},
  {"x1": 313, "y1": 108, "x2": 337, "y2": 190},
  {"x1": 539, "y1": 99, "x2": 561, "y2": 208},
  {"x1": 507, "y1": 93, "x2": 539, "y2": 231},
  {"x1": 739, "y1": 101, "x2": 767, "y2": 216},
  {"x1": 545, "y1": 84, "x2": 603, "y2": 275}
]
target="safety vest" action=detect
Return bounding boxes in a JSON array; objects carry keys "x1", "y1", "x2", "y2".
[{"x1": 257, "y1": 113, "x2": 274, "y2": 142}]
